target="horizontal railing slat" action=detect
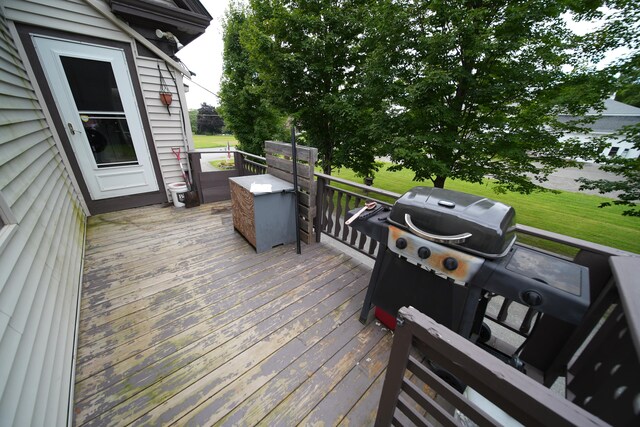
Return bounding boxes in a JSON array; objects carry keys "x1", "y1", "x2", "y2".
[
  {"x1": 265, "y1": 140, "x2": 317, "y2": 163},
  {"x1": 268, "y1": 167, "x2": 312, "y2": 192},
  {"x1": 315, "y1": 172, "x2": 402, "y2": 199},
  {"x1": 324, "y1": 185, "x2": 394, "y2": 208},
  {"x1": 406, "y1": 356, "x2": 495, "y2": 427},
  {"x1": 516, "y1": 224, "x2": 633, "y2": 257},
  {"x1": 266, "y1": 154, "x2": 312, "y2": 176},
  {"x1": 401, "y1": 378, "x2": 458, "y2": 427},
  {"x1": 396, "y1": 395, "x2": 430, "y2": 427}
]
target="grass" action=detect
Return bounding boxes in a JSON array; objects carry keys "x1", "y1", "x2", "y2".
[
  {"x1": 193, "y1": 134, "x2": 238, "y2": 149},
  {"x1": 209, "y1": 159, "x2": 235, "y2": 170},
  {"x1": 329, "y1": 164, "x2": 639, "y2": 254}
]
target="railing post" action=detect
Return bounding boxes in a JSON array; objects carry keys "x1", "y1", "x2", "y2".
[
  {"x1": 233, "y1": 151, "x2": 243, "y2": 176},
  {"x1": 188, "y1": 151, "x2": 203, "y2": 202},
  {"x1": 315, "y1": 176, "x2": 326, "y2": 243},
  {"x1": 375, "y1": 312, "x2": 413, "y2": 426}
]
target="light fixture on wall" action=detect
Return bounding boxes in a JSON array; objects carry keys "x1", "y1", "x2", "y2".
[{"x1": 155, "y1": 29, "x2": 184, "y2": 50}]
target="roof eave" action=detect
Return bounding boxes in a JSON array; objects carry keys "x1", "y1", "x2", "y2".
[{"x1": 110, "y1": 0, "x2": 211, "y2": 46}]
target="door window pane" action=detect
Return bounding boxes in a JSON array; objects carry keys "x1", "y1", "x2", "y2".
[
  {"x1": 82, "y1": 116, "x2": 138, "y2": 167},
  {"x1": 61, "y1": 56, "x2": 124, "y2": 112},
  {"x1": 61, "y1": 55, "x2": 139, "y2": 168}
]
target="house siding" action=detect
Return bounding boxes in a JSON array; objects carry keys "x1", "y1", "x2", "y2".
[
  {"x1": 0, "y1": 10, "x2": 86, "y2": 427},
  {"x1": 137, "y1": 55, "x2": 193, "y2": 194},
  {"x1": 4, "y1": 0, "x2": 129, "y2": 43},
  {"x1": 559, "y1": 99, "x2": 640, "y2": 160}
]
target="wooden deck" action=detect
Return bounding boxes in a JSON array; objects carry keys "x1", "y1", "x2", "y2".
[{"x1": 73, "y1": 202, "x2": 392, "y2": 426}]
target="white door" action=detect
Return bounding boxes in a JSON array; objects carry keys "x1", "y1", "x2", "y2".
[{"x1": 33, "y1": 36, "x2": 159, "y2": 199}]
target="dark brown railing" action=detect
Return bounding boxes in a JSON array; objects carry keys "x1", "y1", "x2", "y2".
[
  {"x1": 188, "y1": 150, "x2": 267, "y2": 204},
  {"x1": 314, "y1": 172, "x2": 400, "y2": 258},
  {"x1": 189, "y1": 149, "x2": 638, "y2": 423},
  {"x1": 233, "y1": 150, "x2": 267, "y2": 176},
  {"x1": 375, "y1": 305, "x2": 628, "y2": 426},
  {"x1": 313, "y1": 172, "x2": 638, "y2": 389}
]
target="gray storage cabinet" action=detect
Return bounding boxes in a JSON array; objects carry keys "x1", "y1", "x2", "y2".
[{"x1": 229, "y1": 174, "x2": 296, "y2": 252}]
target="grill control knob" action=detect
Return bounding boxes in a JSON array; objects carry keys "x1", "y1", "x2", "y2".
[
  {"x1": 443, "y1": 257, "x2": 458, "y2": 271},
  {"x1": 522, "y1": 290, "x2": 543, "y2": 306},
  {"x1": 395, "y1": 238, "x2": 408, "y2": 250},
  {"x1": 417, "y1": 247, "x2": 431, "y2": 259}
]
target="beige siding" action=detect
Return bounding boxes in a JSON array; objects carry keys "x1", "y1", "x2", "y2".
[
  {"x1": 137, "y1": 56, "x2": 192, "y2": 194},
  {"x1": 4, "y1": 0, "x2": 128, "y2": 42},
  {"x1": 0, "y1": 11, "x2": 86, "y2": 427}
]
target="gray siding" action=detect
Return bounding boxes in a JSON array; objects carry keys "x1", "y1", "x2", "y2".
[
  {"x1": 0, "y1": 12, "x2": 86, "y2": 427},
  {"x1": 4, "y1": 0, "x2": 128, "y2": 42},
  {"x1": 137, "y1": 56, "x2": 192, "y2": 192}
]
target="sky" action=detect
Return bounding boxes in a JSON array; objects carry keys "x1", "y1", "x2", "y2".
[
  {"x1": 176, "y1": 0, "x2": 227, "y2": 109},
  {"x1": 176, "y1": 2, "x2": 630, "y2": 110}
]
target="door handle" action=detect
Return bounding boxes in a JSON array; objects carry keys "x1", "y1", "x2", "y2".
[{"x1": 67, "y1": 122, "x2": 82, "y2": 135}]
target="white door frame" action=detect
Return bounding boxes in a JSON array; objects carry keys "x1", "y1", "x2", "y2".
[{"x1": 32, "y1": 35, "x2": 159, "y2": 200}]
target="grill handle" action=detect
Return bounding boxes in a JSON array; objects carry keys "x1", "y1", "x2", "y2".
[{"x1": 404, "y1": 214, "x2": 472, "y2": 244}]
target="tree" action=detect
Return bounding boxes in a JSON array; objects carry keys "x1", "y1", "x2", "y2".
[
  {"x1": 615, "y1": 79, "x2": 640, "y2": 107},
  {"x1": 578, "y1": 126, "x2": 640, "y2": 216},
  {"x1": 218, "y1": 2, "x2": 287, "y2": 155},
  {"x1": 196, "y1": 102, "x2": 224, "y2": 134},
  {"x1": 575, "y1": 0, "x2": 640, "y2": 216},
  {"x1": 188, "y1": 109, "x2": 197, "y2": 134},
  {"x1": 244, "y1": 0, "x2": 380, "y2": 176},
  {"x1": 365, "y1": 0, "x2": 613, "y2": 192}
]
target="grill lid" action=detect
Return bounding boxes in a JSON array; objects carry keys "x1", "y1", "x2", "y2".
[{"x1": 388, "y1": 187, "x2": 516, "y2": 258}]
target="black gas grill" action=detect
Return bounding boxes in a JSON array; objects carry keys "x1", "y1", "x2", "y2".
[{"x1": 348, "y1": 187, "x2": 590, "y2": 338}]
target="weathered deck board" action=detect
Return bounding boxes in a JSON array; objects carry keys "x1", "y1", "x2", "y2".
[
  {"x1": 76, "y1": 248, "x2": 344, "y2": 384},
  {"x1": 74, "y1": 246, "x2": 338, "y2": 404},
  {"x1": 215, "y1": 313, "x2": 387, "y2": 426},
  {"x1": 75, "y1": 202, "x2": 392, "y2": 426},
  {"x1": 77, "y1": 245, "x2": 311, "y2": 341}
]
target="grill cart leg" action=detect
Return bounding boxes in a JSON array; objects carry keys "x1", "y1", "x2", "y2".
[{"x1": 359, "y1": 243, "x2": 388, "y2": 324}]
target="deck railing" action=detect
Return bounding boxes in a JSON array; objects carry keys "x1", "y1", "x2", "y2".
[
  {"x1": 233, "y1": 150, "x2": 267, "y2": 176},
  {"x1": 312, "y1": 172, "x2": 638, "y2": 388},
  {"x1": 188, "y1": 150, "x2": 638, "y2": 414},
  {"x1": 375, "y1": 297, "x2": 637, "y2": 426},
  {"x1": 190, "y1": 146, "x2": 640, "y2": 424},
  {"x1": 314, "y1": 172, "x2": 400, "y2": 257},
  {"x1": 188, "y1": 150, "x2": 266, "y2": 204}
]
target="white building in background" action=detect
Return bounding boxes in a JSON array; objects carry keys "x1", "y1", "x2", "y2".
[{"x1": 558, "y1": 99, "x2": 640, "y2": 160}]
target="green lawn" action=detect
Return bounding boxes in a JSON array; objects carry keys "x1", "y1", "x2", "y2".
[
  {"x1": 209, "y1": 159, "x2": 235, "y2": 169},
  {"x1": 193, "y1": 134, "x2": 238, "y2": 149},
  {"x1": 329, "y1": 165, "x2": 639, "y2": 254}
]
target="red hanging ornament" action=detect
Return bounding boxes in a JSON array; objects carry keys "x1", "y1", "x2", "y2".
[{"x1": 157, "y1": 64, "x2": 172, "y2": 115}]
